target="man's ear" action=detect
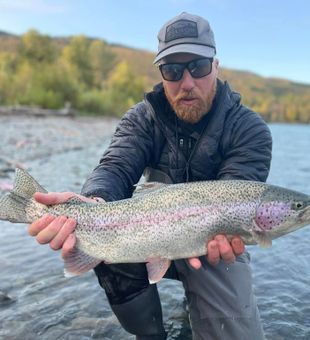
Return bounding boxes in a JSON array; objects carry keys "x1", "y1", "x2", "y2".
[
  {"x1": 214, "y1": 58, "x2": 219, "y2": 69},
  {"x1": 212, "y1": 58, "x2": 219, "y2": 78}
]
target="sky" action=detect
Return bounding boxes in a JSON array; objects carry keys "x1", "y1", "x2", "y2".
[{"x1": 0, "y1": 0, "x2": 309, "y2": 85}]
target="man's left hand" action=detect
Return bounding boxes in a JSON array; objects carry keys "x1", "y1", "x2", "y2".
[{"x1": 188, "y1": 235, "x2": 245, "y2": 269}]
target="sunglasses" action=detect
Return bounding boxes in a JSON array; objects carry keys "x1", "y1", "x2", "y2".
[{"x1": 159, "y1": 57, "x2": 213, "y2": 82}]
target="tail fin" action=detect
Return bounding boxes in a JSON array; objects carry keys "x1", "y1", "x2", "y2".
[{"x1": 0, "y1": 168, "x2": 47, "y2": 223}]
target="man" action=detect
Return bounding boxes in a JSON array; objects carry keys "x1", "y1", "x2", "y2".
[{"x1": 29, "y1": 12, "x2": 272, "y2": 340}]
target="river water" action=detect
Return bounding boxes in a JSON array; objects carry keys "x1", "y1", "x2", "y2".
[{"x1": 0, "y1": 121, "x2": 309, "y2": 339}]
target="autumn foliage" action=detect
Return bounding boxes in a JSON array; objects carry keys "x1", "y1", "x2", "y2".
[
  {"x1": 0, "y1": 30, "x2": 145, "y2": 117},
  {"x1": 0, "y1": 30, "x2": 309, "y2": 122}
]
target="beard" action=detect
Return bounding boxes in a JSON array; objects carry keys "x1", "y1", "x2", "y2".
[{"x1": 164, "y1": 80, "x2": 217, "y2": 124}]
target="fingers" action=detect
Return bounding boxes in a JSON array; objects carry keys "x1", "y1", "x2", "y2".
[
  {"x1": 33, "y1": 192, "x2": 75, "y2": 205},
  {"x1": 49, "y1": 218, "x2": 77, "y2": 250},
  {"x1": 207, "y1": 235, "x2": 245, "y2": 265},
  {"x1": 207, "y1": 240, "x2": 221, "y2": 265},
  {"x1": 190, "y1": 235, "x2": 245, "y2": 268},
  {"x1": 62, "y1": 233, "x2": 76, "y2": 258},
  {"x1": 31, "y1": 214, "x2": 77, "y2": 251},
  {"x1": 231, "y1": 236, "x2": 245, "y2": 256},
  {"x1": 188, "y1": 257, "x2": 202, "y2": 269},
  {"x1": 35, "y1": 216, "x2": 67, "y2": 244},
  {"x1": 28, "y1": 214, "x2": 56, "y2": 236},
  {"x1": 28, "y1": 191, "x2": 82, "y2": 254},
  {"x1": 33, "y1": 192, "x2": 103, "y2": 205},
  {"x1": 214, "y1": 234, "x2": 236, "y2": 263}
]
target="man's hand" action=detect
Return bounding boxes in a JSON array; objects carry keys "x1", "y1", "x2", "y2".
[
  {"x1": 28, "y1": 192, "x2": 102, "y2": 258},
  {"x1": 188, "y1": 235, "x2": 245, "y2": 269}
]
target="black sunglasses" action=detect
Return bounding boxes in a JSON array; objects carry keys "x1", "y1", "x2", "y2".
[{"x1": 159, "y1": 57, "x2": 213, "y2": 82}]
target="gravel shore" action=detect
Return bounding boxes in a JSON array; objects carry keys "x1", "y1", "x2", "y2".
[{"x1": 0, "y1": 115, "x2": 119, "y2": 180}]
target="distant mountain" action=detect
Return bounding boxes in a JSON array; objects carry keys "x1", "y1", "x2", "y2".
[
  {"x1": 0, "y1": 30, "x2": 18, "y2": 37},
  {"x1": 0, "y1": 30, "x2": 309, "y2": 123},
  {"x1": 0, "y1": 30, "x2": 20, "y2": 51},
  {"x1": 0, "y1": 30, "x2": 12, "y2": 36}
]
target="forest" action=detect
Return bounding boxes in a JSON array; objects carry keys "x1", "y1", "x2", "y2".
[{"x1": 0, "y1": 30, "x2": 309, "y2": 123}]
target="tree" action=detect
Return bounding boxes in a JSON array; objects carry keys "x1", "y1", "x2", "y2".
[
  {"x1": 13, "y1": 60, "x2": 78, "y2": 108},
  {"x1": 102, "y1": 61, "x2": 145, "y2": 116},
  {"x1": 0, "y1": 53, "x2": 18, "y2": 104},
  {"x1": 61, "y1": 35, "x2": 92, "y2": 87},
  {"x1": 89, "y1": 40, "x2": 116, "y2": 88},
  {"x1": 19, "y1": 30, "x2": 57, "y2": 64}
]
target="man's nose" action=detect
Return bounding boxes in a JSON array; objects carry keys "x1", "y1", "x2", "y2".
[{"x1": 180, "y1": 69, "x2": 195, "y2": 91}]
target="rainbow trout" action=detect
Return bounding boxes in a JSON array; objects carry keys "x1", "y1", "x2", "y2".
[{"x1": 1, "y1": 168, "x2": 310, "y2": 283}]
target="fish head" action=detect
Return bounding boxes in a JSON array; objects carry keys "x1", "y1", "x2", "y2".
[{"x1": 254, "y1": 186, "x2": 310, "y2": 241}]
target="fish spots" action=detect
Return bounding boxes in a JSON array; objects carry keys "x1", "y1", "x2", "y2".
[{"x1": 255, "y1": 202, "x2": 291, "y2": 231}]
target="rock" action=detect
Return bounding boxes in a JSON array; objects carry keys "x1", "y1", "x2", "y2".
[{"x1": 0, "y1": 291, "x2": 15, "y2": 306}]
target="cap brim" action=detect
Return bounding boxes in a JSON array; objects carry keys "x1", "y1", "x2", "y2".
[{"x1": 153, "y1": 44, "x2": 215, "y2": 64}]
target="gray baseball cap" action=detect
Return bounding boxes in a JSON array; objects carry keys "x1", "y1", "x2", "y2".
[{"x1": 154, "y1": 12, "x2": 216, "y2": 64}]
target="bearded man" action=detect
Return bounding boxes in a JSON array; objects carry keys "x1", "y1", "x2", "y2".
[{"x1": 29, "y1": 12, "x2": 272, "y2": 340}]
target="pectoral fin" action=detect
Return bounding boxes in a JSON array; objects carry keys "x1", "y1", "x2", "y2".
[
  {"x1": 251, "y1": 219, "x2": 272, "y2": 248},
  {"x1": 250, "y1": 230, "x2": 272, "y2": 248},
  {"x1": 146, "y1": 258, "x2": 171, "y2": 284}
]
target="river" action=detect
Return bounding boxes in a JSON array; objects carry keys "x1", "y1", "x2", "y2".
[{"x1": 0, "y1": 119, "x2": 309, "y2": 339}]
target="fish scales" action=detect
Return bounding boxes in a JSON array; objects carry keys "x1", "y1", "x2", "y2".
[
  {"x1": 47, "y1": 181, "x2": 264, "y2": 261},
  {"x1": 1, "y1": 168, "x2": 310, "y2": 283}
]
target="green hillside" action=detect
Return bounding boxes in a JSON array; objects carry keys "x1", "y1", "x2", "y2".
[{"x1": 0, "y1": 30, "x2": 309, "y2": 122}]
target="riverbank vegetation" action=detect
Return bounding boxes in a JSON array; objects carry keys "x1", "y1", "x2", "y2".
[{"x1": 0, "y1": 30, "x2": 309, "y2": 122}]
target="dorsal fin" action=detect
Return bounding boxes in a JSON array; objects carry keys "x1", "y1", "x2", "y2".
[{"x1": 133, "y1": 182, "x2": 168, "y2": 197}]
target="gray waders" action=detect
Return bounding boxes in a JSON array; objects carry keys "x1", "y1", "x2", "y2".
[
  {"x1": 94, "y1": 253, "x2": 264, "y2": 339},
  {"x1": 174, "y1": 253, "x2": 265, "y2": 339}
]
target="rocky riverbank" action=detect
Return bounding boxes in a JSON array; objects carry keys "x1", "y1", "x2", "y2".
[{"x1": 0, "y1": 115, "x2": 119, "y2": 188}]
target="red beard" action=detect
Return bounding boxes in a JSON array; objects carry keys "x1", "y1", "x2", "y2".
[{"x1": 165, "y1": 83, "x2": 217, "y2": 124}]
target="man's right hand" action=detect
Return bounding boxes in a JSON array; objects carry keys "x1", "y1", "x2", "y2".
[{"x1": 28, "y1": 192, "x2": 102, "y2": 258}]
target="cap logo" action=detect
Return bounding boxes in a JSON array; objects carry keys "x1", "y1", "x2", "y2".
[{"x1": 165, "y1": 19, "x2": 198, "y2": 42}]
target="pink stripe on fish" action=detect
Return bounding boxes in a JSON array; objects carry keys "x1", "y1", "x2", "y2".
[{"x1": 95, "y1": 205, "x2": 217, "y2": 230}]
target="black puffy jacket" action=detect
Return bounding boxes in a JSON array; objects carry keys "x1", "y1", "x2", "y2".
[
  {"x1": 80, "y1": 79, "x2": 272, "y2": 338},
  {"x1": 81, "y1": 79, "x2": 272, "y2": 200}
]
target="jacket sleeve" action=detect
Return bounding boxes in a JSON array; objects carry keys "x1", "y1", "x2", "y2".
[
  {"x1": 217, "y1": 107, "x2": 272, "y2": 182},
  {"x1": 81, "y1": 102, "x2": 154, "y2": 201}
]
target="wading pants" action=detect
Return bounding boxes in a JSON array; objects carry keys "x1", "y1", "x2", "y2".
[
  {"x1": 95, "y1": 252, "x2": 264, "y2": 340},
  {"x1": 174, "y1": 252, "x2": 265, "y2": 340}
]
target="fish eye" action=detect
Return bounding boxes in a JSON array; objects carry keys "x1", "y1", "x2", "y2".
[{"x1": 292, "y1": 202, "x2": 304, "y2": 210}]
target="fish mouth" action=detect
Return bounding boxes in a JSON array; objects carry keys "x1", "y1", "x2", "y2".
[{"x1": 300, "y1": 204, "x2": 310, "y2": 223}]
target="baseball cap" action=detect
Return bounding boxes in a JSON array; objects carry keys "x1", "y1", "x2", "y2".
[{"x1": 153, "y1": 12, "x2": 216, "y2": 64}]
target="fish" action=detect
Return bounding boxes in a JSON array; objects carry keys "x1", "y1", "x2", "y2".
[{"x1": 0, "y1": 168, "x2": 310, "y2": 283}]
